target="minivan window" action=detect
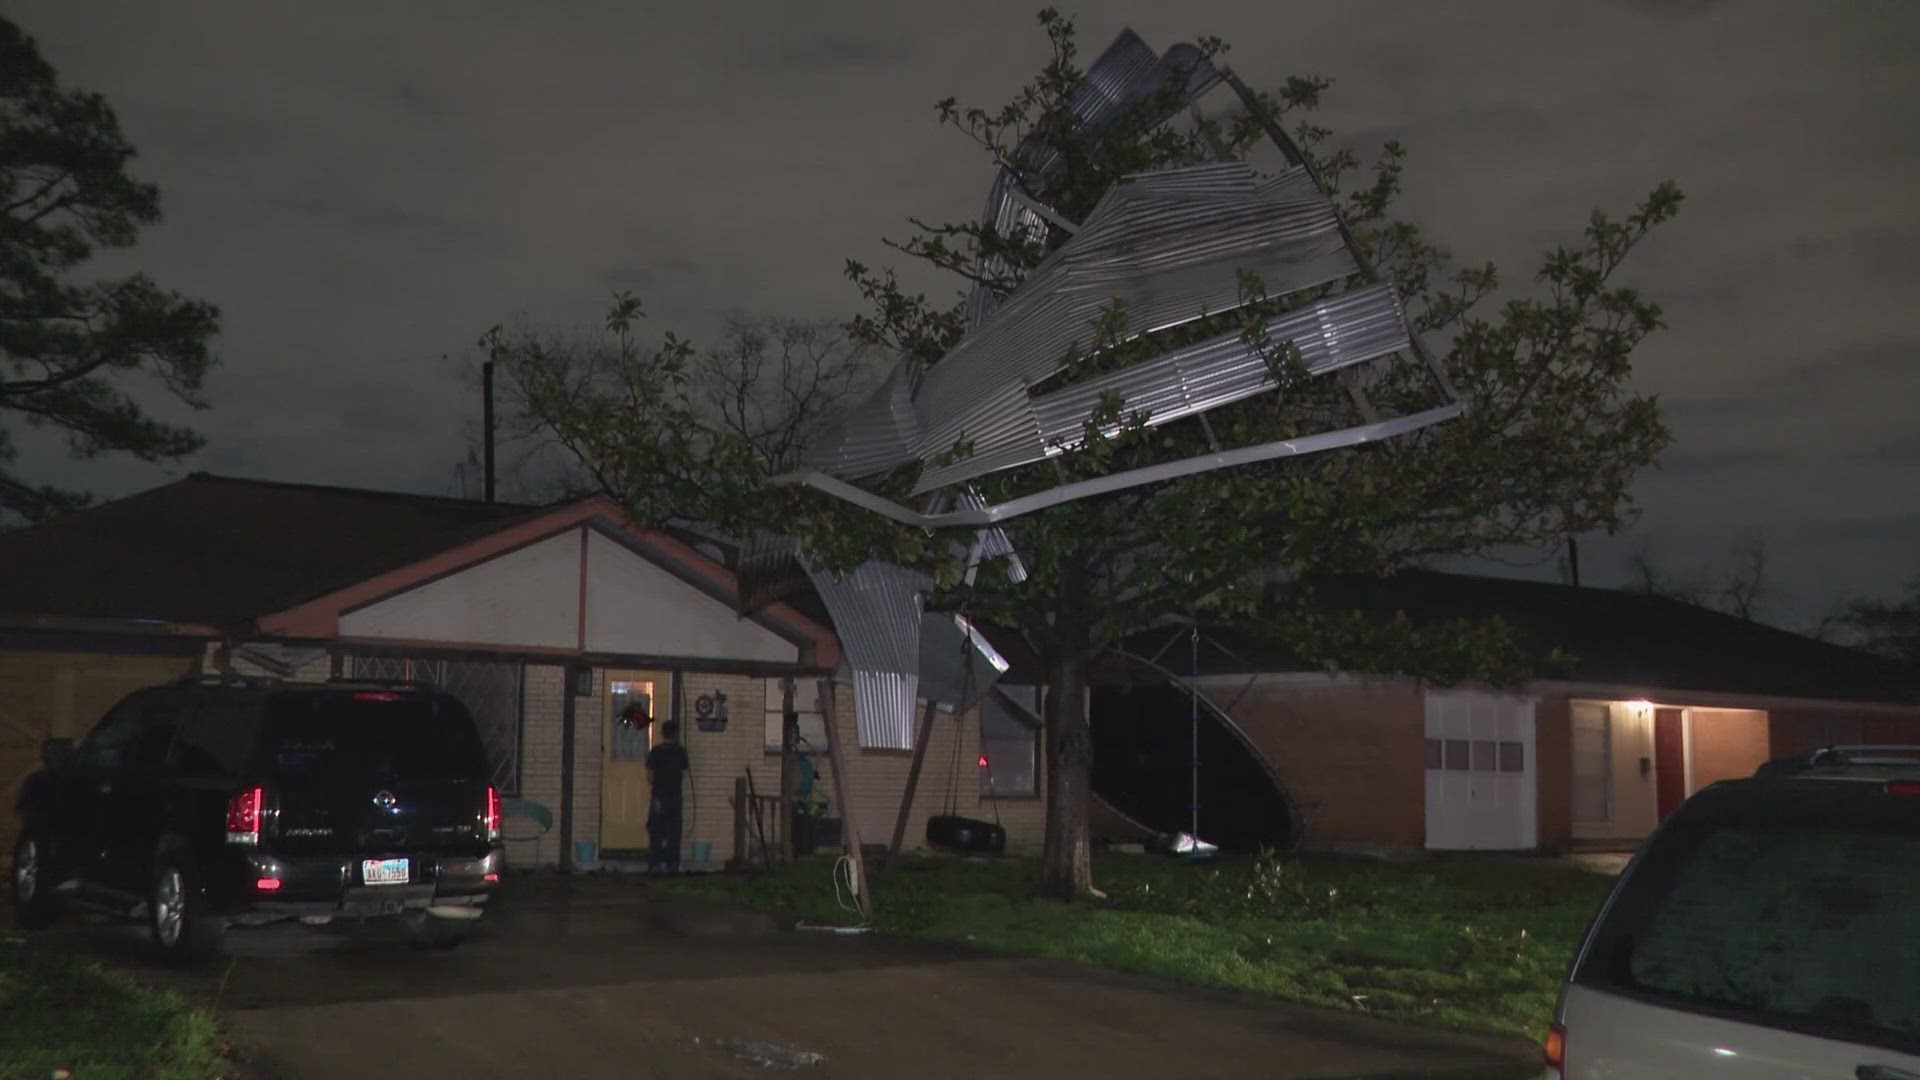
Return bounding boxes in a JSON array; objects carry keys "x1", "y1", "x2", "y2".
[
  {"x1": 258, "y1": 693, "x2": 486, "y2": 781},
  {"x1": 1576, "y1": 821, "x2": 1920, "y2": 1050}
]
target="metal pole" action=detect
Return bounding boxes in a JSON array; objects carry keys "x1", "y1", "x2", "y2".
[
  {"x1": 482, "y1": 360, "x2": 497, "y2": 503},
  {"x1": 1568, "y1": 537, "x2": 1582, "y2": 588},
  {"x1": 558, "y1": 665, "x2": 579, "y2": 874},
  {"x1": 1189, "y1": 623, "x2": 1200, "y2": 842},
  {"x1": 817, "y1": 678, "x2": 872, "y2": 919},
  {"x1": 779, "y1": 676, "x2": 798, "y2": 863}
]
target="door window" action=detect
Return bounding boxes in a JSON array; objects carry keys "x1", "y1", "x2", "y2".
[
  {"x1": 122, "y1": 694, "x2": 184, "y2": 773},
  {"x1": 609, "y1": 678, "x2": 659, "y2": 762},
  {"x1": 73, "y1": 695, "x2": 149, "y2": 770}
]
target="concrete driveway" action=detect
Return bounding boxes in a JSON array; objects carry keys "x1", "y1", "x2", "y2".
[{"x1": 41, "y1": 894, "x2": 1543, "y2": 1080}]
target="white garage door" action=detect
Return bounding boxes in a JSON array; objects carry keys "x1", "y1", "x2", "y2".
[{"x1": 1424, "y1": 690, "x2": 1538, "y2": 851}]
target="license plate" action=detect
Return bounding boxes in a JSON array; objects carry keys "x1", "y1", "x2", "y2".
[{"x1": 362, "y1": 857, "x2": 410, "y2": 885}]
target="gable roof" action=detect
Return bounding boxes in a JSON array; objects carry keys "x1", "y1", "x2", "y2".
[
  {"x1": 0, "y1": 474, "x2": 548, "y2": 627},
  {"x1": 0, "y1": 475, "x2": 838, "y2": 674},
  {"x1": 1155, "y1": 571, "x2": 1915, "y2": 705}
]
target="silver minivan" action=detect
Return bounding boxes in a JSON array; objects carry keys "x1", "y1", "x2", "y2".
[{"x1": 1547, "y1": 746, "x2": 1920, "y2": 1078}]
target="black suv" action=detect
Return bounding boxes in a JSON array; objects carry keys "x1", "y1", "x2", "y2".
[{"x1": 10, "y1": 675, "x2": 504, "y2": 959}]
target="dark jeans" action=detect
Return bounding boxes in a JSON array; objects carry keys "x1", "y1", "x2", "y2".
[{"x1": 647, "y1": 794, "x2": 683, "y2": 871}]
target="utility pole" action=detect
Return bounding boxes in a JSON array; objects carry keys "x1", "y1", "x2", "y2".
[
  {"x1": 1567, "y1": 536, "x2": 1582, "y2": 588},
  {"x1": 481, "y1": 360, "x2": 497, "y2": 503}
]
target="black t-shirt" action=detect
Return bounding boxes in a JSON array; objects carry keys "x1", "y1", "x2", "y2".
[{"x1": 647, "y1": 741, "x2": 689, "y2": 800}]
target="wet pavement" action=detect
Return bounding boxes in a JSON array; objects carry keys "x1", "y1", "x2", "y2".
[{"x1": 26, "y1": 891, "x2": 1545, "y2": 1079}]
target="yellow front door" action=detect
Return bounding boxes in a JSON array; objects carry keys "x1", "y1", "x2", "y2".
[{"x1": 600, "y1": 672, "x2": 666, "y2": 852}]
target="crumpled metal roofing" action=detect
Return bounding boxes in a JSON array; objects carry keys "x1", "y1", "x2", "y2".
[
  {"x1": 961, "y1": 30, "x2": 1221, "y2": 332},
  {"x1": 766, "y1": 29, "x2": 1462, "y2": 751},
  {"x1": 805, "y1": 162, "x2": 1357, "y2": 481}
]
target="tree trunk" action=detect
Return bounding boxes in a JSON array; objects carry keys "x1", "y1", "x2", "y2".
[{"x1": 1039, "y1": 646, "x2": 1096, "y2": 900}]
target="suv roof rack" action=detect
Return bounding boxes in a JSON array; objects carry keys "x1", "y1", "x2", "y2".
[
  {"x1": 324, "y1": 675, "x2": 437, "y2": 690},
  {"x1": 1756, "y1": 744, "x2": 1920, "y2": 779},
  {"x1": 1808, "y1": 744, "x2": 1920, "y2": 765},
  {"x1": 172, "y1": 673, "x2": 279, "y2": 690}
]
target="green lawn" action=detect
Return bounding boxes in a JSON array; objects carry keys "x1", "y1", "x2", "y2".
[
  {"x1": 0, "y1": 937, "x2": 230, "y2": 1080},
  {"x1": 653, "y1": 850, "x2": 1615, "y2": 1040}
]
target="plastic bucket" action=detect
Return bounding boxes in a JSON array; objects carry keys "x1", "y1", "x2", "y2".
[
  {"x1": 573, "y1": 840, "x2": 598, "y2": 871},
  {"x1": 689, "y1": 840, "x2": 712, "y2": 865}
]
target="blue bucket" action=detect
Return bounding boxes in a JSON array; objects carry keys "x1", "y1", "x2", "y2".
[
  {"x1": 573, "y1": 840, "x2": 598, "y2": 871},
  {"x1": 689, "y1": 840, "x2": 712, "y2": 865}
]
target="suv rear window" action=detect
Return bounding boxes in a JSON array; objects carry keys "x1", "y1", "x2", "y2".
[
  {"x1": 258, "y1": 692, "x2": 487, "y2": 782},
  {"x1": 1575, "y1": 815, "x2": 1920, "y2": 1051}
]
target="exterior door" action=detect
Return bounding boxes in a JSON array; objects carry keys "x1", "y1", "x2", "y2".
[
  {"x1": 1653, "y1": 707, "x2": 1687, "y2": 819},
  {"x1": 599, "y1": 672, "x2": 665, "y2": 852},
  {"x1": 1424, "y1": 691, "x2": 1537, "y2": 850}
]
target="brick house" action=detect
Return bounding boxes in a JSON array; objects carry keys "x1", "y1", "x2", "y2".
[
  {"x1": 1108, "y1": 573, "x2": 1920, "y2": 854},
  {"x1": 0, "y1": 474, "x2": 1045, "y2": 870}
]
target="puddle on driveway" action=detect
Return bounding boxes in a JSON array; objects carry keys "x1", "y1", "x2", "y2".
[{"x1": 692, "y1": 1036, "x2": 826, "y2": 1069}]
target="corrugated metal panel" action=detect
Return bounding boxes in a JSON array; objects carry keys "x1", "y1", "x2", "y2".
[
  {"x1": 802, "y1": 355, "x2": 924, "y2": 477},
  {"x1": 912, "y1": 285, "x2": 1408, "y2": 493},
  {"x1": 962, "y1": 32, "x2": 1218, "y2": 331},
  {"x1": 918, "y1": 610, "x2": 1010, "y2": 710},
  {"x1": 735, "y1": 531, "x2": 806, "y2": 615},
  {"x1": 805, "y1": 561, "x2": 929, "y2": 749},
  {"x1": 956, "y1": 486, "x2": 1027, "y2": 584}
]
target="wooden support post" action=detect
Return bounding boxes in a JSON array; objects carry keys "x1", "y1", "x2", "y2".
[
  {"x1": 779, "y1": 676, "x2": 798, "y2": 863},
  {"x1": 558, "y1": 664, "x2": 581, "y2": 874},
  {"x1": 816, "y1": 678, "x2": 871, "y2": 919},
  {"x1": 886, "y1": 698, "x2": 942, "y2": 868},
  {"x1": 732, "y1": 775, "x2": 748, "y2": 869}
]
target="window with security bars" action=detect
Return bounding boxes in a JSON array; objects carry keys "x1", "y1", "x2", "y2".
[{"x1": 349, "y1": 656, "x2": 524, "y2": 794}]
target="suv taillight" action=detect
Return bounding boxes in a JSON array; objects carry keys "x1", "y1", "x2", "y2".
[
  {"x1": 485, "y1": 785, "x2": 502, "y2": 842},
  {"x1": 1543, "y1": 1023, "x2": 1566, "y2": 1077},
  {"x1": 1890, "y1": 781, "x2": 1920, "y2": 796},
  {"x1": 226, "y1": 786, "x2": 264, "y2": 846}
]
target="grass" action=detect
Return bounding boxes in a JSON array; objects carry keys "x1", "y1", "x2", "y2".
[
  {"x1": 653, "y1": 850, "x2": 1616, "y2": 1040},
  {"x1": 0, "y1": 936, "x2": 232, "y2": 1080}
]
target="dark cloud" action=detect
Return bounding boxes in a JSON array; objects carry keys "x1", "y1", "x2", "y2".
[
  {"x1": 772, "y1": 35, "x2": 917, "y2": 67},
  {"x1": 7, "y1": 0, "x2": 1917, "y2": 626},
  {"x1": 1655, "y1": 446, "x2": 1791, "y2": 476},
  {"x1": 1608, "y1": 0, "x2": 1724, "y2": 18},
  {"x1": 1864, "y1": 432, "x2": 1920, "y2": 464},
  {"x1": 1798, "y1": 515, "x2": 1920, "y2": 544},
  {"x1": 137, "y1": 105, "x2": 285, "y2": 156}
]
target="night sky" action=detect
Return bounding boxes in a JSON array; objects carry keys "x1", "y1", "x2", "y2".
[{"x1": 11, "y1": 0, "x2": 1917, "y2": 629}]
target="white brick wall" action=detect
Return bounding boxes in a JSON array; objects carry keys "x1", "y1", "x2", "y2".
[{"x1": 510, "y1": 664, "x2": 604, "y2": 867}]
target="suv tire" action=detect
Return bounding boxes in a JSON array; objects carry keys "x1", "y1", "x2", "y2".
[
  {"x1": 10, "y1": 835, "x2": 59, "y2": 929},
  {"x1": 150, "y1": 850, "x2": 226, "y2": 961}
]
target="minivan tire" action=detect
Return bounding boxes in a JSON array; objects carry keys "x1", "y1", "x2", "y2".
[
  {"x1": 10, "y1": 835, "x2": 58, "y2": 929},
  {"x1": 150, "y1": 850, "x2": 226, "y2": 961}
]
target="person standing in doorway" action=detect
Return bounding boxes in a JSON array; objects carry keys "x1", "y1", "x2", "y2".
[{"x1": 646, "y1": 719, "x2": 690, "y2": 872}]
